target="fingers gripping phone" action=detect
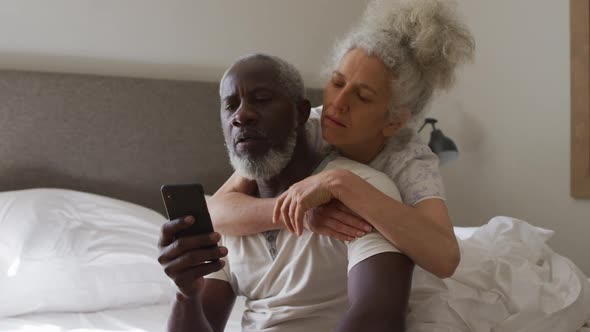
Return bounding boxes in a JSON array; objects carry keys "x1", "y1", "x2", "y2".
[{"x1": 160, "y1": 183, "x2": 216, "y2": 239}]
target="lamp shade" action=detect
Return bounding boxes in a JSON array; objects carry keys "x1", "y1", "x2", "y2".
[{"x1": 429, "y1": 129, "x2": 459, "y2": 165}]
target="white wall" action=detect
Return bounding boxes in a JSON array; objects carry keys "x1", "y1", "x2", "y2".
[
  {"x1": 0, "y1": 0, "x2": 367, "y2": 88},
  {"x1": 423, "y1": 0, "x2": 590, "y2": 274},
  {"x1": 1, "y1": 0, "x2": 589, "y2": 274}
]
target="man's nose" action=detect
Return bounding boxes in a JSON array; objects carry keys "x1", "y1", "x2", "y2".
[{"x1": 232, "y1": 105, "x2": 258, "y2": 127}]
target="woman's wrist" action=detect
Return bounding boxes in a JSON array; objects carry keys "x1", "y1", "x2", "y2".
[{"x1": 324, "y1": 169, "x2": 354, "y2": 200}]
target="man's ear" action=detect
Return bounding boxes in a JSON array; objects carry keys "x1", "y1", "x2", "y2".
[
  {"x1": 382, "y1": 110, "x2": 411, "y2": 137},
  {"x1": 296, "y1": 99, "x2": 312, "y2": 128}
]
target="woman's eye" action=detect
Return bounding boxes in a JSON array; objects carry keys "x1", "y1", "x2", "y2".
[
  {"x1": 332, "y1": 80, "x2": 345, "y2": 88},
  {"x1": 225, "y1": 103, "x2": 237, "y2": 111},
  {"x1": 358, "y1": 95, "x2": 371, "y2": 103}
]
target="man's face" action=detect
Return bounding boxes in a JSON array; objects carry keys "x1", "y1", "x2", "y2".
[{"x1": 220, "y1": 60, "x2": 298, "y2": 180}]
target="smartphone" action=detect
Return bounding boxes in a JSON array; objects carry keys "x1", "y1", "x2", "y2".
[{"x1": 160, "y1": 183, "x2": 215, "y2": 238}]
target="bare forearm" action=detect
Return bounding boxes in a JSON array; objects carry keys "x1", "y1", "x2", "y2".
[
  {"x1": 336, "y1": 306, "x2": 404, "y2": 332},
  {"x1": 167, "y1": 294, "x2": 213, "y2": 332},
  {"x1": 331, "y1": 170, "x2": 460, "y2": 278},
  {"x1": 208, "y1": 192, "x2": 282, "y2": 236},
  {"x1": 337, "y1": 253, "x2": 412, "y2": 332}
]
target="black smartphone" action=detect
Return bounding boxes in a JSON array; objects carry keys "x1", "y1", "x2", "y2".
[{"x1": 160, "y1": 183, "x2": 215, "y2": 238}]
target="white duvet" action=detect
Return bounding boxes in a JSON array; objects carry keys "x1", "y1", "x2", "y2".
[{"x1": 407, "y1": 216, "x2": 590, "y2": 332}]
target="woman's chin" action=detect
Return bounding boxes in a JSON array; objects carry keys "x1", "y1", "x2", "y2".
[
  {"x1": 321, "y1": 131, "x2": 336, "y2": 145},
  {"x1": 322, "y1": 133, "x2": 345, "y2": 147},
  {"x1": 321, "y1": 125, "x2": 341, "y2": 145}
]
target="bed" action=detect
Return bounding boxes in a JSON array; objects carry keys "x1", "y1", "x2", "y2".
[{"x1": 1, "y1": 70, "x2": 589, "y2": 331}]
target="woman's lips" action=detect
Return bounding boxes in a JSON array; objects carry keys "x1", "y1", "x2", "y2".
[{"x1": 325, "y1": 115, "x2": 347, "y2": 128}]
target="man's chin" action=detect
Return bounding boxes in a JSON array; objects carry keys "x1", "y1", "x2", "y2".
[
  {"x1": 235, "y1": 139, "x2": 270, "y2": 155},
  {"x1": 233, "y1": 148, "x2": 268, "y2": 162},
  {"x1": 230, "y1": 157, "x2": 268, "y2": 181},
  {"x1": 226, "y1": 130, "x2": 297, "y2": 182},
  {"x1": 229, "y1": 150, "x2": 287, "y2": 182}
]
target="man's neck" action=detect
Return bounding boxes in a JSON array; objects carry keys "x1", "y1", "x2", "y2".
[{"x1": 256, "y1": 134, "x2": 323, "y2": 199}]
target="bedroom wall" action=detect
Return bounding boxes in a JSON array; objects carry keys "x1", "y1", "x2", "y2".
[
  {"x1": 421, "y1": 0, "x2": 590, "y2": 275},
  {"x1": 0, "y1": 0, "x2": 368, "y2": 88}
]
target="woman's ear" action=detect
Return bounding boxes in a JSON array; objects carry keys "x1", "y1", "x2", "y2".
[
  {"x1": 296, "y1": 99, "x2": 312, "y2": 127},
  {"x1": 382, "y1": 110, "x2": 411, "y2": 137}
]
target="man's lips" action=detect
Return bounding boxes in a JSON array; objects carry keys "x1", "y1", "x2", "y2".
[
  {"x1": 236, "y1": 137, "x2": 264, "y2": 143},
  {"x1": 234, "y1": 132, "x2": 267, "y2": 150},
  {"x1": 324, "y1": 115, "x2": 347, "y2": 128},
  {"x1": 234, "y1": 130, "x2": 265, "y2": 143}
]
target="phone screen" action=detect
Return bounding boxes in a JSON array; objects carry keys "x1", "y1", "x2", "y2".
[{"x1": 161, "y1": 183, "x2": 215, "y2": 238}]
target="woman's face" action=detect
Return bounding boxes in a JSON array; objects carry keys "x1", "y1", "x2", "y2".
[{"x1": 322, "y1": 48, "x2": 398, "y2": 154}]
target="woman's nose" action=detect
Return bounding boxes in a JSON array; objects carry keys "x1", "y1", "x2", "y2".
[
  {"x1": 232, "y1": 105, "x2": 258, "y2": 127},
  {"x1": 332, "y1": 90, "x2": 350, "y2": 113}
]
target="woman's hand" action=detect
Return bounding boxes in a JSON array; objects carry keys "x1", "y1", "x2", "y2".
[
  {"x1": 273, "y1": 172, "x2": 334, "y2": 235},
  {"x1": 303, "y1": 201, "x2": 373, "y2": 241},
  {"x1": 273, "y1": 170, "x2": 372, "y2": 238}
]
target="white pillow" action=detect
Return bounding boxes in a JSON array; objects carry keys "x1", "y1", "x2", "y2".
[{"x1": 0, "y1": 188, "x2": 176, "y2": 317}]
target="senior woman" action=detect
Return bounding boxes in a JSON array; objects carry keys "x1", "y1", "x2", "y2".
[{"x1": 209, "y1": 0, "x2": 475, "y2": 278}]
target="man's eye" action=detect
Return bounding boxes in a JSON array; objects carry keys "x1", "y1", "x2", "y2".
[
  {"x1": 225, "y1": 103, "x2": 237, "y2": 111},
  {"x1": 255, "y1": 96, "x2": 271, "y2": 103}
]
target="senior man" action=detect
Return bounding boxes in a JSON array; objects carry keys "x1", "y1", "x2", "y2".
[{"x1": 157, "y1": 54, "x2": 414, "y2": 332}]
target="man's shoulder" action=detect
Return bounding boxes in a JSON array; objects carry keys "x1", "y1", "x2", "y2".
[
  {"x1": 310, "y1": 105, "x2": 322, "y2": 118},
  {"x1": 324, "y1": 156, "x2": 386, "y2": 179},
  {"x1": 323, "y1": 156, "x2": 401, "y2": 201}
]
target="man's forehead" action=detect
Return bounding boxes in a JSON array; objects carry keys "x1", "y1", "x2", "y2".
[{"x1": 221, "y1": 61, "x2": 283, "y2": 96}]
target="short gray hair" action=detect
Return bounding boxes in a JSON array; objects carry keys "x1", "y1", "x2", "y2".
[
  {"x1": 220, "y1": 53, "x2": 305, "y2": 103},
  {"x1": 328, "y1": 0, "x2": 475, "y2": 126}
]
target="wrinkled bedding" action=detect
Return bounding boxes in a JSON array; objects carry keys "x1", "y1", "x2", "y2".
[{"x1": 407, "y1": 216, "x2": 590, "y2": 331}]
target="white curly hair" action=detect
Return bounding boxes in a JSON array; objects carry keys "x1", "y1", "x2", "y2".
[{"x1": 327, "y1": 0, "x2": 475, "y2": 133}]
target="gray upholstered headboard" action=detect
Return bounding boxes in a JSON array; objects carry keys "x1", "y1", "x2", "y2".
[{"x1": 0, "y1": 70, "x2": 323, "y2": 214}]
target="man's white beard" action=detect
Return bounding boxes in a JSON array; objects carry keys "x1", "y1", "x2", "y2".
[{"x1": 227, "y1": 130, "x2": 297, "y2": 181}]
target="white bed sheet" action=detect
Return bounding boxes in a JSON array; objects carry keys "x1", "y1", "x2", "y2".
[
  {"x1": 0, "y1": 304, "x2": 170, "y2": 332},
  {"x1": 0, "y1": 304, "x2": 168, "y2": 332},
  {"x1": 1, "y1": 219, "x2": 589, "y2": 332},
  {"x1": 0, "y1": 288, "x2": 587, "y2": 332},
  {"x1": 0, "y1": 299, "x2": 246, "y2": 332}
]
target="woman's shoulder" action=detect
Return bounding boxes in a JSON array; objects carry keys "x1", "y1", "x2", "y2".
[
  {"x1": 372, "y1": 134, "x2": 439, "y2": 175},
  {"x1": 371, "y1": 133, "x2": 445, "y2": 205}
]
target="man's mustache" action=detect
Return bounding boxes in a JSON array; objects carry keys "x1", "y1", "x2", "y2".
[{"x1": 232, "y1": 128, "x2": 268, "y2": 145}]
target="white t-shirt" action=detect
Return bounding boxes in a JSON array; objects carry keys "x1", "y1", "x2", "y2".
[
  {"x1": 207, "y1": 155, "x2": 402, "y2": 332},
  {"x1": 307, "y1": 106, "x2": 446, "y2": 206}
]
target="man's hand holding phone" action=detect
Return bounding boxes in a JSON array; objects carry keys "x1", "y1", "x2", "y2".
[{"x1": 157, "y1": 215, "x2": 228, "y2": 299}]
